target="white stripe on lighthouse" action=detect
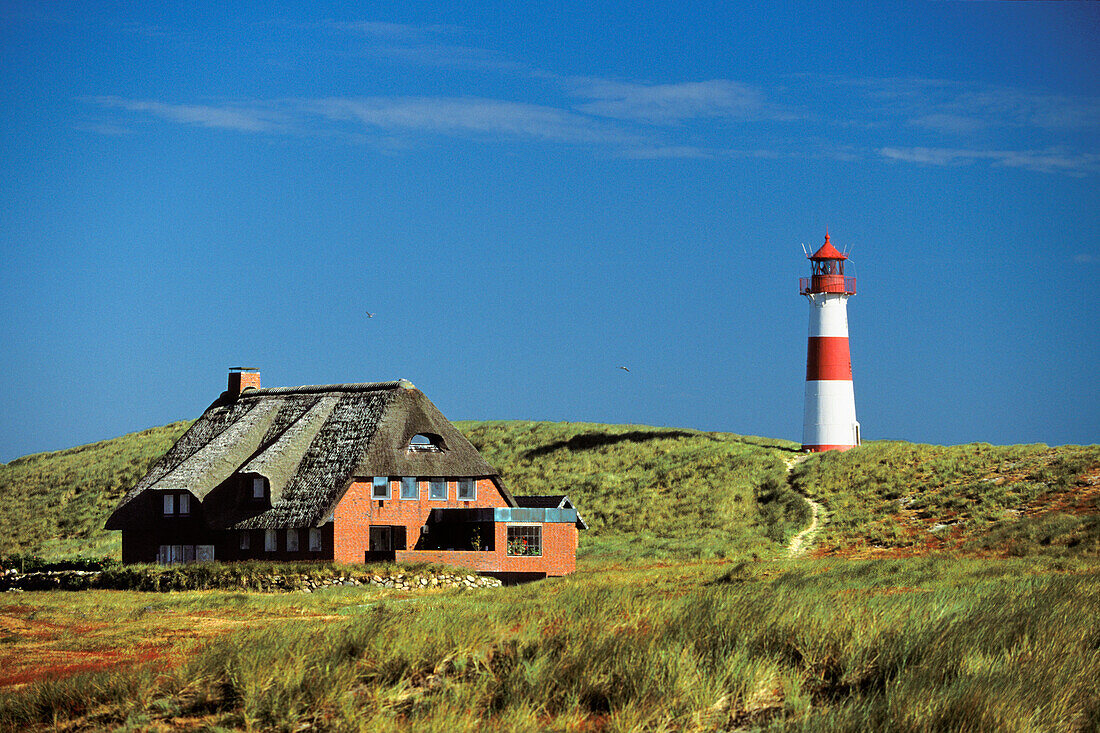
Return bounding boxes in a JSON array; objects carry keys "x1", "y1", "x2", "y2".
[
  {"x1": 807, "y1": 294, "x2": 850, "y2": 337},
  {"x1": 803, "y1": 380, "x2": 859, "y2": 448}
]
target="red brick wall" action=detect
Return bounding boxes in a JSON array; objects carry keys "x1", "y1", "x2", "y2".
[
  {"x1": 393, "y1": 522, "x2": 575, "y2": 576},
  {"x1": 332, "y1": 477, "x2": 579, "y2": 575},
  {"x1": 227, "y1": 370, "x2": 261, "y2": 396},
  {"x1": 333, "y1": 477, "x2": 503, "y2": 564}
]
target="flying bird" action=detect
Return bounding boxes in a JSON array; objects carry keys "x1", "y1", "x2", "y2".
[
  {"x1": 365, "y1": 312, "x2": 374, "y2": 318},
  {"x1": 618, "y1": 366, "x2": 630, "y2": 373}
]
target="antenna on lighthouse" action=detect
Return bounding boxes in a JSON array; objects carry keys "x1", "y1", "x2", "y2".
[{"x1": 801, "y1": 242, "x2": 809, "y2": 257}]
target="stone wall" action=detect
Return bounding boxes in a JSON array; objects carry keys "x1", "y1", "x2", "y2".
[{"x1": 0, "y1": 569, "x2": 502, "y2": 593}]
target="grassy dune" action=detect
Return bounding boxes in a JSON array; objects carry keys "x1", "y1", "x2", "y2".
[
  {"x1": 792, "y1": 441, "x2": 1100, "y2": 557},
  {"x1": 457, "y1": 421, "x2": 804, "y2": 560},
  {"x1": 0, "y1": 422, "x2": 191, "y2": 559}
]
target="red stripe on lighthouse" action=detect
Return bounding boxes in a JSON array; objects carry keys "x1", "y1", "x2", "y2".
[{"x1": 806, "y1": 336, "x2": 852, "y2": 381}]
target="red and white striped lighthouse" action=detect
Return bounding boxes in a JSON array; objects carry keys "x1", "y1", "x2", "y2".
[{"x1": 800, "y1": 233, "x2": 860, "y2": 452}]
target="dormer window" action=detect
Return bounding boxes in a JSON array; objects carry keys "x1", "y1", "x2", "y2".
[
  {"x1": 162, "y1": 492, "x2": 192, "y2": 517},
  {"x1": 245, "y1": 476, "x2": 269, "y2": 504},
  {"x1": 407, "y1": 433, "x2": 444, "y2": 453}
]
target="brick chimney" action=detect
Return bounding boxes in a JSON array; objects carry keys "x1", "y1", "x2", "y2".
[{"x1": 228, "y1": 367, "x2": 260, "y2": 397}]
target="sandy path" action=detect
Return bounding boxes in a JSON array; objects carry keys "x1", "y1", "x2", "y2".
[{"x1": 782, "y1": 454, "x2": 824, "y2": 557}]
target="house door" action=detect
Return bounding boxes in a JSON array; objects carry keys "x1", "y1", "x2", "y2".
[
  {"x1": 366, "y1": 526, "x2": 406, "y2": 563},
  {"x1": 369, "y1": 526, "x2": 392, "y2": 551}
]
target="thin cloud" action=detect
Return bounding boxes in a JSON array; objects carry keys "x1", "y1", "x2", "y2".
[
  {"x1": 618, "y1": 145, "x2": 717, "y2": 160},
  {"x1": 304, "y1": 96, "x2": 639, "y2": 145},
  {"x1": 332, "y1": 21, "x2": 463, "y2": 39},
  {"x1": 833, "y1": 76, "x2": 1100, "y2": 133},
  {"x1": 908, "y1": 113, "x2": 987, "y2": 134},
  {"x1": 1074, "y1": 254, "x2": 1099, "y2": 264},
  {"x1": 878, "y1": 146, "x2": 1100, "y2": 175},
  {"x1": 91, "y1": 96, "x2": 284, "y2": 133},
  {"x1": 568, "y1": 78, "x2": 783, "y2": 123}
]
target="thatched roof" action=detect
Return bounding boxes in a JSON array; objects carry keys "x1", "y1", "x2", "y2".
[{"x1": 105, "y1": 380, "x2": 510, "y2": 531}]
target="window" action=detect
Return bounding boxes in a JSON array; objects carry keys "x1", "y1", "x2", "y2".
[
  {"x1": 162, "y1": 494, "x2": 175, "y2": 516},
  {"x1": 286, "y1": 529, "x2": 299, "y2": 552},
  {"x1": 309, "y1": 528, "x2": 322, "y2": 552},
  {"x1": 407, "y1": 433, "x2": 444, "y2": 452},
  {"x1": 265, "y1": 529, "x2": 277, "y2": 552},
  {"x1": 239, "y1": 531, "x2": 250, "y2": 550},
  {"x1": 158, "y1": 544, "x2": 213, "y2": 564},
  {"x1": 400, "y1": 476, "x2": 418, "y2": 500},
  {"x1": 429, "y1": 478, "x2": 447, "y2": 500},
  {"x1": 252, "y1": 477, "x2": 265, "y2": 499},
  {"x1": 457, "y1": 479, "x2": 476, "y2": 501},
  {"x1": 372, "y1": 477, "x2": 391, "y2": 500},
  {"x1": 369, "y1": 526, "x2": 392, "y2": 551},
  {"x1": 368, "y1": 525, "x2": 407, "y2": 552},
  {"x1": 506, "y1": 525, "x2": 542, "y2": 557},
  {"x1": 178, "y1": 493, "x2": 191, "y2": 516}
]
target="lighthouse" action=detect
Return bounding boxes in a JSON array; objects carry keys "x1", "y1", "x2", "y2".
[{"x1": 800, "y1": 233, "x2": 860, "y2": 452}]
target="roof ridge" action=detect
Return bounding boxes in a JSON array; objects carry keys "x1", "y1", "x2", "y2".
[{"x1": 241, "y1": 380, "x2": 413, "y2": 397}]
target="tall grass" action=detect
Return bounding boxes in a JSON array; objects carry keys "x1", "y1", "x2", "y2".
[{"x1": 4, "y1": 558, "x2": 1096, "y2": 731}]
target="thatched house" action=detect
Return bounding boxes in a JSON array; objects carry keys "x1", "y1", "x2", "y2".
[{"x1": 105, "y1": 370, "x2": 585, "y2": 579}]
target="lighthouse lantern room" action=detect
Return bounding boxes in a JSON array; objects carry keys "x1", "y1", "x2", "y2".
[{"x1": 800, "y1": 233, "x2": 860, "y2": 452}]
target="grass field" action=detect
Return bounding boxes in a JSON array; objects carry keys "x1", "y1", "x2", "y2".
[
  {"x1": 1, "y1": 421, "x2": 1098, "y2": 730},
  {"x1": 1, "y1": 557, "x2": 1097, "y2": 731}
]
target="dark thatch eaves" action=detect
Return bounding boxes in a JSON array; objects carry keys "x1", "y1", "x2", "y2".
[{"x1": 105, "y1": 380, "x2": 512, "y2": 532}]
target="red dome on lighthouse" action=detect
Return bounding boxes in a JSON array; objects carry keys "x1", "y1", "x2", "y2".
[
  {"x1": 800, "y1": 232, "x2": 856, "y2": 295},
  {"x1": 809, "y1": 232, "x2": 847, "y2": 261}
]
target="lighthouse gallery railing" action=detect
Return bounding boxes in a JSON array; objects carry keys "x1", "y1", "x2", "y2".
[{"x1": 800, "y1": 276, "x2": 857, "y2": 295}]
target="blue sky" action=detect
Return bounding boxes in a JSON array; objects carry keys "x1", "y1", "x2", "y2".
[{"x1": 2, "y1": 2, "x2": 1098, "y2": 461}]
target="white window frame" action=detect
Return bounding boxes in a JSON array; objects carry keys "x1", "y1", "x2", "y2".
[
  {"x1": 457, "y1": 479, "x2": 476, "y2": 501},
  {"x1": 178, "y1": 493, "x2": 191, "y2": 515},
  {"x1": 428, "y1": 478, "x2": 447, "y2": 500},
  {"x1": 400, "y1": 476, "x2": 419, "y2": 500},
  {"x1": 265, "y1": 529, "x2": 277, "y2": 552},
  {"x1": 309, "y1": 528, "x2": 322, "y2": 552},
  {"x1": 506, "y1": 523, "x2": 542, "y2": 557},
  {"x1": 407, "y1": 434, "x2": 443, "y2": 453},
  {"x1": 286, "y1": 529, "x2": 299, "y2": 552},
  {"x1": 252, "y1": 477, "x2": 266, "y2": 499},
  {"x1": 372, "y1": 477, "x2": 391, "y2": 500},
  {"x1": 162, "y1": 493, "x2": 175, "y2": 515}
]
